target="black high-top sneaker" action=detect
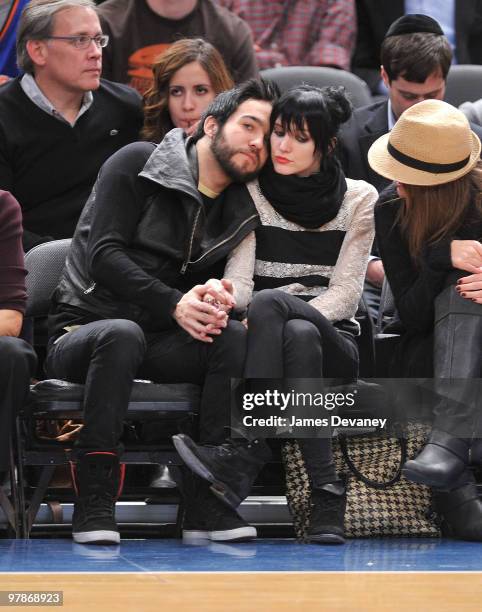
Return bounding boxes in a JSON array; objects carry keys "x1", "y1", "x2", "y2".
[
  {"x1": 182, "y1": 472, "x2": 256, "y2": 542},
  {"x1": 70, "y1": 452, "x2": 125, "y2": 545},
  {"x1": 172, "y1": 434, "x2": 272, "y2": 508},
  {"x1": 306, "y1": 481, "x2": 346, "y2": 545}
]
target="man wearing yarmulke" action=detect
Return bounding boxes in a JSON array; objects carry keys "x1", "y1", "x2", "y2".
[
  {"x1": 340, "y1": 13, "x2": 473, "y2": 192},
  {"x1": 352, "y1": 1, "x2": 482, "y2": 95}
]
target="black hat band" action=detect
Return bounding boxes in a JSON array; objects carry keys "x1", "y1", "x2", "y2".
[{"x1": 387, "y1": 142, "x2": 470, "y2": 174}]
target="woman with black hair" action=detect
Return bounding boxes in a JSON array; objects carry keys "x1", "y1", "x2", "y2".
[
  {"x1": 368, "y1": 99, "x2": 482, "y2": 540},
  {"x1": 222, "y1": 85, "x2": 378, "y2": 543}
]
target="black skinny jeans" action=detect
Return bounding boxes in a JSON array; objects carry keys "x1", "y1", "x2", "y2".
[
  {"x1": 0, "y1": 337, "x2": 37, "y2": 472},
  {"x1": 245, "y1": 290, "x2": 359, "y2": 487},
  {"x1": 45, "y1": 318, "x2": 247, "y2": 452}
]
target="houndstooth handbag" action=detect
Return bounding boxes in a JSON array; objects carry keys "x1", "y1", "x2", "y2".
[{"x1": 282, "y1": 424, "x2": 441, "y2": 539}]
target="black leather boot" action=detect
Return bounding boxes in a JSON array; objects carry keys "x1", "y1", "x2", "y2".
[
  {"x1": 433, "y1": 472, "x2": 482, "y2": 541},
  {"x1": 403, "y1": 430, "x2": 470, "y2": 488},
  {"x1": 471, "y1": 437, "x2": 482, "y2": 465},
  {"x1": 173, "y1": 433, "x2": 272, "y2": 508},
  {"x1": 404, "y1": 278, "x2": 482, "y2": 489},
  {"x1": 306, "y1": 481, "x2": 346, "y2": 545},
  {"x1": 70, "y1": 451, "x2": 124, "y2": 545}
]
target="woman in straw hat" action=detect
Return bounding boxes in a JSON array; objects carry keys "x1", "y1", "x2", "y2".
[{"x1": 369, "y1": 98, "x2": 482, "y2": 540}]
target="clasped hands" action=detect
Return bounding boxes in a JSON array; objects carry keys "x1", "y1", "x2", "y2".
[
  {"x1": 451, "y1": 240, "x2": 482, "y2": 304},
  {"x1": 173, "y1": 278, "x2": 236, "y2": 342}
]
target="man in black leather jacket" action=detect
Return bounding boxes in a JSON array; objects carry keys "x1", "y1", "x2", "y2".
[{"x1": 46, "y1": 79, "x2": 277, "y2": 545}]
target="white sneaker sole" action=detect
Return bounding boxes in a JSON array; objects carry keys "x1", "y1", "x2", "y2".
[
  {"x1": 73, "y1": 530, "x2": 120, "y2": 544},
  {"x1": 183, "y1": 526, "x2": 257, "y2": 542}
]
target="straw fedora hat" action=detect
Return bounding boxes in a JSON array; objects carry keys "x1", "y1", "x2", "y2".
[{"x1": 368, "y1": 99, "x2": 481, "y2": 186}]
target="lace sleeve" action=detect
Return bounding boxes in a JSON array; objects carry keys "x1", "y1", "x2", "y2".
[
  {"x1": 308, "y1": 182, "x2": 377, "y2": 321},
  {"x1": 224, "y1": 230, "x2": 255, "y2": 312}
]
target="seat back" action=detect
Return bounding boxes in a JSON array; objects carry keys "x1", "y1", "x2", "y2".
[
  {"x1": 25, "y1": 239, "x2": 71, "y2": 318},
  {"x1": 445, "y1": 64, "x2": 482, "y2": 108},
  {"x1": 260, "y1": 66, "x2": 372, "y2": 108},
  {"x1": 376, "y1": 278, "x2": 397, "y2": 335}
]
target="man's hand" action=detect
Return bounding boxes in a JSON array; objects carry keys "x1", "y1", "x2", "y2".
[
  {"x1": 366, "y1": 259, "x2": 385, "y2": 288},
  {"x1": 456, "y1": 271, "x2": 482, "y2": 304},
  {"x1": 0, "y1": 309, "x2": 23, "y2": 337},
  {"x1": 202, "y1": 278, "x2": 236, "y2": 314},
  {"x1": 173, "y1": 284, "x2": 229, "y2": 342},
  {"x1": 451, "y1": 240, "x2": 482, "y2": 273}
]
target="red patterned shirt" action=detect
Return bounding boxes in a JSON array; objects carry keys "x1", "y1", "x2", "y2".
[{"x1": 218, "y1": 0, "x2": 356, "y2": 70}]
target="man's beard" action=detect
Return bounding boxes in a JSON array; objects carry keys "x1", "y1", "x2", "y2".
[{"x1": 211, "y1": 129, "x2": 263, "y2": 183}]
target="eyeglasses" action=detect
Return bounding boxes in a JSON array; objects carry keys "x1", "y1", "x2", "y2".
[{"x1": 44, "y1": 34, "x2": 109, "y2": 49}]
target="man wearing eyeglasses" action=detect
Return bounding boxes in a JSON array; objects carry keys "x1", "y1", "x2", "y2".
[{"x1": 0, "y1": 0, "x2": 143, "y2": 252}]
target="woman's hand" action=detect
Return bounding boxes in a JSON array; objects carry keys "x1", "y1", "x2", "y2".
[
  {"x1": 456, "y1": 272, "x2": 482, "y2": 304},
  {"x1": 185, "y1": 120, "x2": 200, "y2": 136},
  {"x1": 450, "y1": 240, "x2": 482, "y2": 273}
]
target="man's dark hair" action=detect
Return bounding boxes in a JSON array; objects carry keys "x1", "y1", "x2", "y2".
[
  {"x1": 191, "y1": 78, "x2": 279, "y2": 142},
  {"x1": 381, "y1": 32, "x2": 452, "y2": 83}
]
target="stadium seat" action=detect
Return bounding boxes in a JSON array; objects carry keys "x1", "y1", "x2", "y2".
[
  {"x1": 445, "y1": 64, "x2": 482, "y2": 108},
  {"x1": 260, "y1": 66, "x2": 372, "y2": 108},
  {"x1": 374, "y1": 279, "x2": 402, "y2": 378},
  {"x1": 0, "y1": 446, "x2": 21, "y2": 537}
]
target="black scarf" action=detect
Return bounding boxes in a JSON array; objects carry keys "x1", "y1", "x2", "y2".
[{"x1": 258, "y1": 159, "x2": 347, "y2": 229}]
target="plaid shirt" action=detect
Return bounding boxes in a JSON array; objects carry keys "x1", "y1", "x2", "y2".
[{"x1": 218, "y1": 0, "x2": 356, "y2": 70}]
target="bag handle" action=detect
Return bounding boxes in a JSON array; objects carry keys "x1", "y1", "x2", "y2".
[{"x1": 339, "y1": 434, "x2": 408, "y2": 490}]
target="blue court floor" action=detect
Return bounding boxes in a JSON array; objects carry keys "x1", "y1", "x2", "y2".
[{"x1": 1, "y1": 538, "x2": 482, "y2": 573}]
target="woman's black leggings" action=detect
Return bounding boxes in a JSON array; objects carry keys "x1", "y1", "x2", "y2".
[{"x1": 245, "y1": 289, "x2": 359, "y2": 487}]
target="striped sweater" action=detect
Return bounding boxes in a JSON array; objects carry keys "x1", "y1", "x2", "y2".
[{"x1": 224, "y1": 177, "x2": 377, "y2": 326}]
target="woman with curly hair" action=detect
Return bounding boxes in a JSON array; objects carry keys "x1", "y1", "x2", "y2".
[{"x1": 142, "y1": 38, "x2": 233, "y2": 142}]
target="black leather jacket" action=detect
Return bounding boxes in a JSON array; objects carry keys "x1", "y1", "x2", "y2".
[{"x1": 52, "y1": 129, "x2": 259, "y2": 331}]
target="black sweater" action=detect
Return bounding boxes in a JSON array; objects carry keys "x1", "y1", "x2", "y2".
[
  {"x1": 0, "y1": 78, "x2": 143, "y2": 251},
  {"x1": 375, "y1": 188, "x2": 482, "y2": 335}
]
